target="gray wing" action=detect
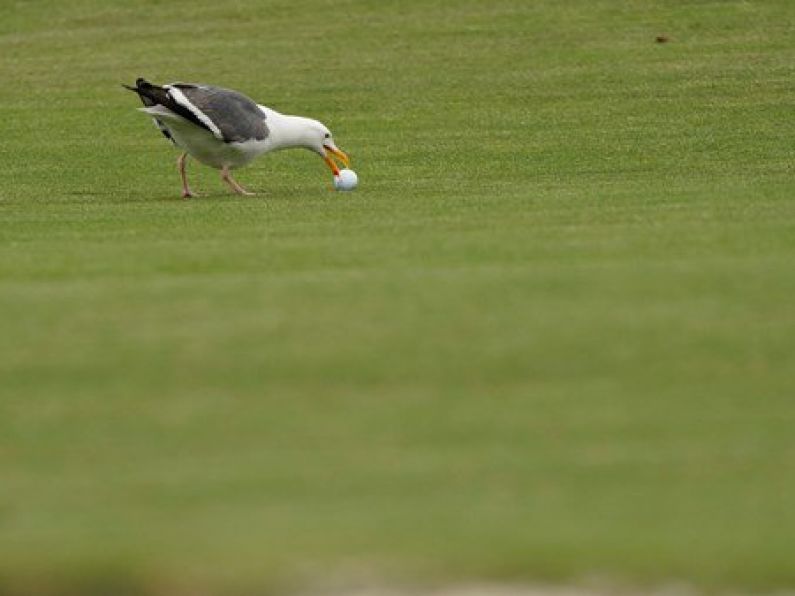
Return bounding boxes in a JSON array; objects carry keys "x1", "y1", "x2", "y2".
[{"x1": 172, "y1": 84, "x2": 269, "y2": 143}]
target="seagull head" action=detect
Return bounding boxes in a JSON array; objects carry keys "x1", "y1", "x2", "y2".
[
  {"x1": 291, "y1": 118, "x2": 350, "y2": 175},
  {"x1": 265, "y1": 111, "x2": 351, "y2": 176},
  {"x1": 316, "y1": 123, "x2": 350, "y2": 176}
]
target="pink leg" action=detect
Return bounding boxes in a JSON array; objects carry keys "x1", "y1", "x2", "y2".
[
  {"x1": 178, "y1": 152, "x2": 197, "y2": 198},
  {"x1": 221, "y1": 165, "x2": 254, "y2": 196}
]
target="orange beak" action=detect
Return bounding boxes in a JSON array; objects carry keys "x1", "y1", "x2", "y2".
[{"x1": 323, "y1": 144, "x2": 350, "y2": 175}]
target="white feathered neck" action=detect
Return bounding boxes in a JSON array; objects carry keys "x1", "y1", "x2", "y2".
[{"x1": 258, "y1": 106, "x2": 323, "y2": 153}]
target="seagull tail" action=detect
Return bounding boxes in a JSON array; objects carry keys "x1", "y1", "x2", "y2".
[{"x1": 122, "y1": 77, "x2": 218, "y2": 140}]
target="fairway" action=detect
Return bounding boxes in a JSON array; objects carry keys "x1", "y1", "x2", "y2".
[{"x1": 2, "y1": 1, "x2": 795, "y2": 595}]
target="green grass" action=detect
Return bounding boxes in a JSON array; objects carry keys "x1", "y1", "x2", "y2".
[{"x1": 2, "y1": 1, "x2": 795, "y2": 594}]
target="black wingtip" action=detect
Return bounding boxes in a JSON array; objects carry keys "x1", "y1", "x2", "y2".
[
  {"x1": 121, "y1": 78, "x2": 153, "y2": 92},
  {"x1": 123, "y1": 77, "x2": 170, "y2": 108}
]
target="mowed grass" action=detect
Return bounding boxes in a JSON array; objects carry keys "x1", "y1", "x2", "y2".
[{"x1": 1, "y1": 0, "x2": 795, "y2": 594}]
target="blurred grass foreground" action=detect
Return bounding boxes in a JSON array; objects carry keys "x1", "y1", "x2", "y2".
[{"x1": 1, "y1": 0, "x2": 795, "y2": 595}]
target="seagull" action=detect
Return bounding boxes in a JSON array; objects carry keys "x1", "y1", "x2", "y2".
[{"x1": 123, "y1": 78, "x2": 350, "y2": 198}]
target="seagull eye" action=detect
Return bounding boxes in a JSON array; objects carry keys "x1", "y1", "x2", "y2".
[{"x1": 324, "y1": 133, "x2": 330, "y2": 139}]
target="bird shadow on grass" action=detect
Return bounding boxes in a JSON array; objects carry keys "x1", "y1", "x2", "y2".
[
  {"x1": 64, "y1": 190, "x2": 272, "y2": 204},
  {"x1": 64, "y1": 186, "x2": 336, "y2": 204}
]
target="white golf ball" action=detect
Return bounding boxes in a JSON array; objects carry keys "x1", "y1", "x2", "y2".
[{"x1": 334, "y1": 169, "x2": 358, "y2": 191}]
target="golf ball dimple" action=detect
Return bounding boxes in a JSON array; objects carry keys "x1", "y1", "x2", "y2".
[{"x1": 334, "y1": 169, "x2": 358, "y2": 191}]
